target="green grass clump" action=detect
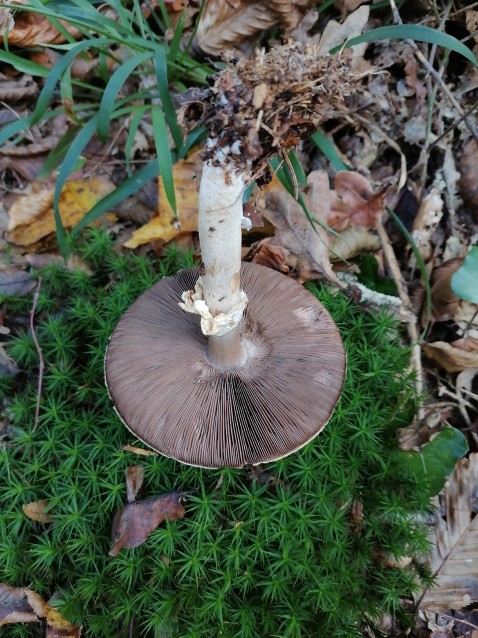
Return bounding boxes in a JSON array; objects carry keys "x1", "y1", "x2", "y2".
[{"x1": 0, "y1": 229, "x2": 431, "y2": 637}]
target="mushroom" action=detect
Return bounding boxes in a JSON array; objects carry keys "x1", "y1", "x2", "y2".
[{"x1": 106, "y1": 43, "x2": 351, "y2": 468}]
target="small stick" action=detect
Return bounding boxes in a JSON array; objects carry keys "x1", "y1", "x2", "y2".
[
  {"x1": 30, "y1": 277, "x2": 44, "y2": 430},
  {"x1": 376, "y1": 222, "x2": 424, "y2": 419}
]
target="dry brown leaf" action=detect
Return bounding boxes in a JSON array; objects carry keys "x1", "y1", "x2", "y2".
[
  {"x1": 419, "y1": 453, "x2": 478, "y2": 611},
  {"x1": 7, "y1": 177, "x2": 115, "y2": 247},
  {"x1": 109, "y1": 491, "x2": 186, "y2": 556},
  {"x1": 467, "y1": 11, "x2": 478, "y2": 45},
  {"x1": 328, "y1": 171, "x2": 385, "y2": 231},
  {"x1": 109, "y1": 467, "x2": 188, "y2": 556},
  {"x1": 458, "y1": 140, "x2": 478, "y2": 221},
  {"x1": 260, "y1": 170, "x2": 343, "y2": 285},
  {"x1": 424, "y1": 341, "x2": 478, "y2": 373},
  {"x1": 194, "y1": 0, "x2": 316, "y2": 57},
  {"x1": 248, "y1": 240, "x2": 289, "y2": 272},
  {"x1": 0, "y1": 72, "x2": 38, "y2": 101},
  {"x1": 22, "y1": 500, "x2": 53, "y2": 524},
  {"x1": 411, "y1": 188, "x2": 444, "y2": 264},
  {"x1": 0, "y1": 583, "x2": 81, "y2": 635},
  {"x1": 429, "y1": 258, "x2": 463, "y2": 323},
  {"x1": 0, "y1": 3, "x2": 81, "y2": 46},
  {"x1": 319, "y1": 3, "x2": 370, "y2": 59},
  {"x1": 125, "y1": 153, "x2": 201, "y2": 249}
]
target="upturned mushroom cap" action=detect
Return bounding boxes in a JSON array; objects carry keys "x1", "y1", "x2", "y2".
[{"x1": 105, "y1": 263, "x2": 345, "y2": 468}]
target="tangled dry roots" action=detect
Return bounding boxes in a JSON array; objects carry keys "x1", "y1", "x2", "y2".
[{"x1": 181, "y1": 42, "x2": 353, "y2": 173}]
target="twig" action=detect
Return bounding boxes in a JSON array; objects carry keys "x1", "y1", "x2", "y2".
[
  {"x1": 437, "y1": 612, "x2": 478, "y2": 631},
  {"x1": 376, "y1": 222, "x2": 424, "y2": 419},
  {"x1": 389, "y1": 0, "x2": 478, "y2": 145},
  {"x1": 30, "y1": 277, "x2": 44, "y2": 430}
]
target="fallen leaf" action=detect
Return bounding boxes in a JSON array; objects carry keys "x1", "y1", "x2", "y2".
[
  {"x1": 424, "y1": 341, "x2": 478, "y2": 373},
  {"x1": 0, "y1": 72, "x2": 38, "y2": 101},
  {"x1": 22, "y1": 500, "x2": 53, "y2": 524},
  {"x1": 259, "y1": 170, "x2": 343, "y2": 284},
  {"x1": 329, "y1": 226, "x2": 381, "y2": 261},
  {"x1": 0, "y1": 269, "x2": 35, "y2": 296},
  {"x1": 328, "y1": 171, "x2": 385, "y2": 232},
  {"x1": 317, "y1": 5, "x2": 370, "y2": 72},
  {"x1": 419, "y1": 453, "x2": 478, "y2": 611},
  {"x1": 109, "y1": 491, "x2": 186, "y2": 556},
  {"x1": 0, "y1": 583, "x2": 81, "y2": 636},
  {"x1": 7, "y1": 177, "x2": 115, "y2": 247},
  {"x1": 0, "y1": 3, "x2": 81, "y2": 46},
  {"x1": 0, "y1": 327, "x2": 19, "y2": 378},
  {"x1": 411, "y1": 188, "x2": 444, "y2": 265},
  {"x1": 429, "y1": 258, "x2": 463, "y2": 323},
  {"x1": 109, "y1": 467, "x2": 189, "y2": 556},
  {"x1": 248, "y1": 240, "x2": 289, "y2": 272},
  {"x1": 458, "y1": 140, "x2": 478, "y2": 220},
  {"x1": 124, "y1": 153, "x2": 201, "y2": 249},
  {"x1": 194, "y1": 0, "x2": 316, "y2": 57}
]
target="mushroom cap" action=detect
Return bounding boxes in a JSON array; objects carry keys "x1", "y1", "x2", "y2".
[{"x1": 105, "y1": 263, "x2": 345, "y2": 468}]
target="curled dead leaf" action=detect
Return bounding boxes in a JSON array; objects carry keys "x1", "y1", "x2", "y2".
[
  {"x1": 0, "y1": 583, "x2": 81, "y2": 636},
  {"x1": 260, "y1": 170, "x2": 342, "y2": 285},
  {"x1": 0, "y1": 4, "x2": 81, "y2": 46},
  {"x1": 22, "y1": 500, "x2": 53, "y2": 524},
  {"x1": 424, "y1": 340, "x2": 478, "y2": 373},
  {"x1": 194, "y1": 0, "x2": 316, "y2": 57}
]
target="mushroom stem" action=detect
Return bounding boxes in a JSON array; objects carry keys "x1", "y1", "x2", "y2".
[{"x1": 198, "y1": 156, "x2": 248, "y2": 367}]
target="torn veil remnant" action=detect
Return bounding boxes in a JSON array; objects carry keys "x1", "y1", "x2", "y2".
[{"x1": 106, "y1": 43, "x2": 350, "y2": 468}]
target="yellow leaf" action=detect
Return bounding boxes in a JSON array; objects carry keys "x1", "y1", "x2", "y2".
[
  {"x1": 7, "y1": 177, "x2": 115, "y2": 246},
  {"x1": 125, "y1": 153, "x2": 201, "y2": 249}
]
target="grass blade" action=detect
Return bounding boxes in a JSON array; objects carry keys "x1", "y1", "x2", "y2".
[
  {"x1": 97, "y1": 51, "x2": 152, "y2": 140},
  {"x1": 37, "y1": 128, "x2": 79, "y2": 179},
  {"x1": 72, "y1": 159, "x2": 160, "y2": 235},
  {"x1": 125, "y1": 106, "x2": 150, "y2": 178},
  {"x1": 53, "y1": 117, "x2": 99, "y2": 258},
  {"x1": 154, "y1": 48, "x2": 183, "y2": 150},
  {"x1": 0, "y1": 49, "x2": 49, "y2": 76},
  {"x1": 31, "y1": 37, "x2": 113, "y2": 125},
  {"x1": 152, "y1": 106, "x2": 177, "y2": 215},
  {"x1": 311, "y1": 130, "x2": 352, "y2": 172},
  {"x1": 332, "y1": 24, "x2": 478, "y2": 67}
]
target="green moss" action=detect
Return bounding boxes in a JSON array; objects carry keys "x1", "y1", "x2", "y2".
[{"x1": 0, "y1": 230, "x2": 431, "y2": 637}]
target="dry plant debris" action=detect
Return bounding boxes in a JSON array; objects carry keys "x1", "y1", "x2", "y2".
[
  {"x1": 419, "y1": 453, "x2": 478, "y2": 612},
  {"x1": 109, "y1": 466, "x2": 188, "y2": 556},
  {"x1": 0, "y1": 583, "x2": 81, "y2": 636}
]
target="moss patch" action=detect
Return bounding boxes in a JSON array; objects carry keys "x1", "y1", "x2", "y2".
[{"x1": 0, "y1": 230, "x2": 431, "y2": 637}]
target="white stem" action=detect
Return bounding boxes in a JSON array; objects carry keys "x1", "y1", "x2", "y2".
[{"x1": 198, "y1": 159, "x2": 245, "y2": 317}]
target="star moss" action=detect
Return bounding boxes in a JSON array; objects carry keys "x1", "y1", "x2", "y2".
[{"x1": 0, "y1": 229, "x2": 431, "y2": 637}]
